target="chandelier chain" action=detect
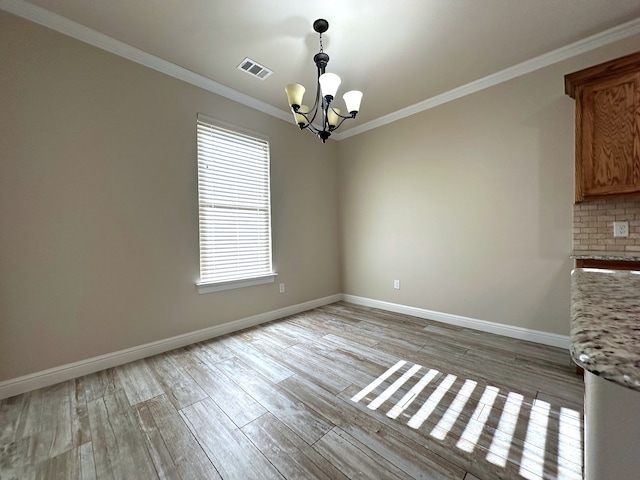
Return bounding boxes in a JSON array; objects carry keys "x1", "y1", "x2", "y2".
[{"x1": 319, "y1": 32, "x2": 324, "y2": 53}]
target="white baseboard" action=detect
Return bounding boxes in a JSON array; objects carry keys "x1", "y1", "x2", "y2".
[
  {"x1": 0, "y1": 294, "x2": 341, "y2": 400},
  {"x1": 341, "y1": 294, "x2": 570, "y2": 350},
  {"x1": 0, "y1": 292, "x2": 570, "y2": 400}
]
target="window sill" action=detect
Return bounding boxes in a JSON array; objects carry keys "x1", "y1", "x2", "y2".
[{"x1": 196, "y1": 273, "x2": 277, "y2": 294}]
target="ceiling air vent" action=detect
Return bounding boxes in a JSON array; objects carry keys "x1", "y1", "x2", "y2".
[{"x1": 237, "y1": 58, "x2": 273, "y2": 80}]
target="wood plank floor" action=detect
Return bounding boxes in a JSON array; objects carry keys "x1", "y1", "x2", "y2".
[{"x1": 0, "y1": 302, "x2": 584, "y2": 480}]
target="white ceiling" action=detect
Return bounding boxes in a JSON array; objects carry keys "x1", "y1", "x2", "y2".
[{"x1": 4, "y1": 0, "x2": 640, "y2": 139}]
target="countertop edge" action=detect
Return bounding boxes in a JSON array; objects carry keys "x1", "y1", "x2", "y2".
[
  {"x1": 570, "y1": 268, "x2": 640, "y2": 392},
  {"x1": 571, "y1": 250, "x2": 640, "y2": 261}
]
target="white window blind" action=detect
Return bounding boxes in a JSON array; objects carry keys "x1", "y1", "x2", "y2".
[{"x1": 196, "y1": 118, "x2": 273, "y2": 287}]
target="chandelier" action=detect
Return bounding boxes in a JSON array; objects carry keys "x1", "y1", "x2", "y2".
[{"x1": 284, "y1": 19, "x2": 363, "y2": 143}]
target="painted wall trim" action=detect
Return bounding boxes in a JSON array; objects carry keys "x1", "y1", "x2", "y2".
[
  {"x1": 0, "y1": 294, "x2": 341, "y2": 400},
  {"x1": 2, "y1": 0, "x2": 640, "y2": 141},
  {"x1": 342, "y1": 294, "x2": 570, "y2": 350}
]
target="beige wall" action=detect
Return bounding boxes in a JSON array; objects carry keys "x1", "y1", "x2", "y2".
[
  {"x1": 0, "y1": 11, "x2": 341, "y2": 381},
  {"x1": 337, "y1": 36, "x2": 640, "y2": 336}
]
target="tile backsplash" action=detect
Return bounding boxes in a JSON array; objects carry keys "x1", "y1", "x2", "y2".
[{"x1": 573, "y1": 198, "x2": 640, "y2": 251}]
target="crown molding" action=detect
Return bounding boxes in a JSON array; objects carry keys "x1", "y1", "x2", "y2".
[
  {"x1": 2, "y1": 0, "x2": 640, "y2": 141},
  {"x1": 0, "y1": 0, "x2": 292, "y2": 124},
  {"x1": 334, "y1": 16, "x2": 640, "y2": 141}
]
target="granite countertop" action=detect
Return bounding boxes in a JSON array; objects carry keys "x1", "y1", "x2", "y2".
[
  {"x1": 571, "y1": 250, "x2": 640, "y2": 261},
  {"x1": 571, "y1": 268, "x2": 640, "y2": 391}
]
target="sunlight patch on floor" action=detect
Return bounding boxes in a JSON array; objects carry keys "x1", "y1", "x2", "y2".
[
  {"x1": 408, "y1": 374, "x2": 457, "y2": 429},
  {"x1": 368, "y1": 363, "x2": 422, "y2": 411},
  {"x1": 558, "y1": 407, "x2": 583, "y2": 480},
  {"x1": 486, "y1": 392, "x2": 523, "y2": 467},
  {"x1": 351, "y1": 360, "x2": 406, "y2": 402},
  {"x1": 351, "y1": 360, "x2": 583, "y2": 480},
  {"x1": 457, "y1": 385, "x2": 499, "y2": 452},
  {"x1": 430, "y1": 379, "x2": 477, "y2": 440},
  {"x1": 519, "y1": 399, "x2": 550, "y2": 480},
  {"x1": 386, "y1": 368, "x2": 440, "y2": 420}
]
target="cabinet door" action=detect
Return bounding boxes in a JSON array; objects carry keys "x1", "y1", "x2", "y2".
[{"x1": 576, "y1": 72, "x2": 640, "y2": 201}]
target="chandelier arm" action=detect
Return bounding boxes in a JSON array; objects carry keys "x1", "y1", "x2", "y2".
[
  {"x1": 329, "y1": 106, "x2": 357, "y2": 120},
  {"x1": 295, "y1": 109, "x2": 316, "y2": 129},
  {"x1": 307, "y1": 123, "x2": 321, "y2": 135},
  {"x1": 308, "y1": 81, "x2": 323, "y2": 125},
  {"x1": 321, "y1": 97, "x2": 331, "y2": 133},
  {"x1": 297, "y1": 115, "x2": 313, "y2": 131},
  {"x1": 316, "y1": 63, "x2": 328, "y2": 125},
  {"x1": 329, "y1": 115, "x2": 350, "y2": 132},
  {"x1": 295, "y1": 108, "x2": 322, "y2": 135},
  {"x1": 290, "y1": 80, "x2": 323, "y2": 130},
  {"x1": 298, "y1": 78, "x2": 322, "y2": 125}
]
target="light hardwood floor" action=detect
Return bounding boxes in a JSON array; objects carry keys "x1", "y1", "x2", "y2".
[{"x1": 0, "y1": 302, "x2": 584, "y2": 480}]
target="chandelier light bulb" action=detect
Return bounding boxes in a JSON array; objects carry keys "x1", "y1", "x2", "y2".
[
  {"x1": 327, "y1": 108, "x2": 340, "y2": 127},
  {"x1": 293, "y1": 105, "x2": 310, "y2": 126},
  {"x1": 285, "y1": 83, "x2": 305, "y2": 108},
  {"x1": 318, "y1": 73, "x2": 341, "y2": 100},
  {"x1": 343, "y1": 90, "x2": 363, "y2": 114}
]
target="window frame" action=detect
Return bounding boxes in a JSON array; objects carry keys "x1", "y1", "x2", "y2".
[{"x1": 195, "y1": 114, "x2": 276, "y2": 294}]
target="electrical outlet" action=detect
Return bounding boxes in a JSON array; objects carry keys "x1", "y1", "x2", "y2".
[
  {"x1": 279, "y1": 283, "x2": 285, "y2": 293},
  {"x1": 613, "y1": 221, "x2": 629, "y2": 238},
  {"x1": 393, "y1": 279, "x2": 400, "y2": 290}
]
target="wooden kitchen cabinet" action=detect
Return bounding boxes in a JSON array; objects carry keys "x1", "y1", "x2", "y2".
[{"x1": 565, "y1": 52, "x2": 640, "y2": 202}]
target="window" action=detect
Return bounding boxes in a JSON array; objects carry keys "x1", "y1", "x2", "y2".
[{"x1": 196, "y1": 115, "x2": 275, "y2": 293}]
